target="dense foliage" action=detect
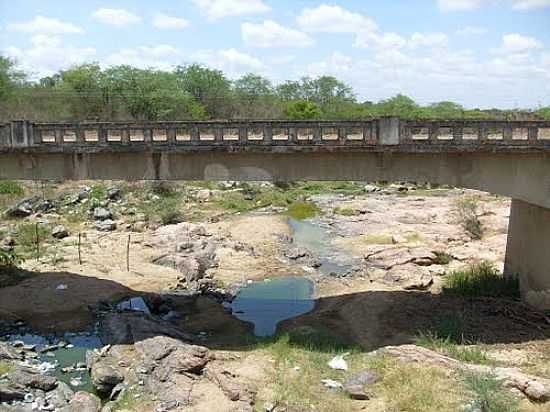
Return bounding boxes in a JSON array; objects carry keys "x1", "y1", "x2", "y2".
[{"x1": 1, "y1": 55, "x2": 548, "y2": 122}]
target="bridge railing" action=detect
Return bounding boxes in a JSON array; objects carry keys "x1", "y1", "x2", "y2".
[{"x1": 2, "y1": 119, "x2": 550, "y2": 149}]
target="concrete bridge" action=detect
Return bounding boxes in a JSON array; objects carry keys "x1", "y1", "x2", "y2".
[{"x1": 1, "y1": 118, "x2": 550, "y2": 309}]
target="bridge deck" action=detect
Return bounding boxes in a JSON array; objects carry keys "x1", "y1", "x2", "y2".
[{"x1": 2, "y1": 119, "x2": 550, "y2": 152}]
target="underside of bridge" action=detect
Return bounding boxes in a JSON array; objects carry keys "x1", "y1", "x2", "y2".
[{"x1": 1, "y1": 118, "x2": 550, "y2": 309}]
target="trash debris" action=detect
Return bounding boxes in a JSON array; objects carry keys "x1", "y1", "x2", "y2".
[
  {"x1": 328, "y1": 352, "x2": 350, "y2": 371},
  {"x1": 117, "y1": 297, "x2": 151, "y2": 314},
  {"x1": 321, "y1": 379, "x2": 343, "y2": 389},
  {"x1": 56, "y1": 284, "x2": 68, "y2": 290}
]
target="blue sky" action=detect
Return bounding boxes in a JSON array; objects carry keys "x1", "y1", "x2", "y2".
[{"x1": 1, "y1": 0, "x2": 549, "y2": 108}]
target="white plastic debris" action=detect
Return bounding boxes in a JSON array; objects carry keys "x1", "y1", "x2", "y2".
[
  {"x1": 70, "y1": 377, "x2": 83, "y2": 387},
  {"x1": 37, "y1": 361, "x2": 57, "y2": 373},
  {"x1": 56, "y1": 284, "x2": 68, "y2": 290},
  {"x1": 328, "y1": 352, "x2": 350, "y2": 371},
  {"x1": 321, "y1": 379, "x2": 343, "y2": 389}
]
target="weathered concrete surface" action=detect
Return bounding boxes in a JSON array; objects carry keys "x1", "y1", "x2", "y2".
[
  {"x1": 1, "y1": 150, "x2": 550, "y2": 209},
  {"x1": 505, "y1": 199, "x2": 550, "y2": 309}
]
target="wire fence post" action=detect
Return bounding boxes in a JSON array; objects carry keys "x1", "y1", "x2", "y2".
[
  {"x1": 126, "y1": 233, "x2": 131, "y2": 272},
  {"x1": 35, "y1": 222, "x2": 40, "y2": 261},
  {"x1": 78, "y1": 233, "x2": 82, "y2": 265}
]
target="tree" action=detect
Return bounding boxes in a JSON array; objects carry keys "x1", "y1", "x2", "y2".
[
  {"x1": 284, "y1": 100, "x2": 321, "y2": 120},
  {"x1": 426, "y1": 101, "x2": 464, "y2": 119},
  {"x1": 233, "y1": 73, "x2": 282, "y2": 119},
  {"x1": 375, "y1": 94, "x2": 421, "y2": 119},
  {"x1": 0, "y1": 56, "x2": 25, "y2": 100},
  {"x1": 537, "y1": 107, "x2": 550, "y2": 120},
  {"x1": 175, "y1": 64, "x2": 232, "y2": 118}
]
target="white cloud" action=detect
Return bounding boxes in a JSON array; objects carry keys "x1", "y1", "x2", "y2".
[
  {"x1": 7, "y1": 16, "x2": 83, "y2": 34},
  {"x1": 92, "y1": 8, "x2": 142, "y2": 26},
  {"x1": 354, "y1": 31, "x2": 407, "y2": 50},
  {"x1": 437, "y1": 0, "x2": 489, "y2": 11},
  {"x1": 296, "y1": 4, "x2": 377, "y2": 33},
  {"x1": 241, "y1": 21, "x2": 314, "y2": 48},
  {"x1": 456, "y1": 26, "x2": 488, "y2": 35},
  {"x1": 409, "y1": 32, "x2": 449, "y2": 49},
  {"x1": 511, "y1": 0, "x2": 550, "y2": 9},
  {"x1": 152, "y1": 13, "x2": 190, "y2": 30},
  {"x1": 189, "y1": 48, "x2": 265, "y2": 77},
  {"x1": 106, "y1": 45, "x2": 182, "y2": 69},
  {"x1": 5, "y1": 35, "x2": 96, "y2": 78},
  {"x1": 192, "y1": 0, "x2": 270, "y2": 20},
  {"x1": 497, "y1": 33, "x2": 543, "y2": 53}
]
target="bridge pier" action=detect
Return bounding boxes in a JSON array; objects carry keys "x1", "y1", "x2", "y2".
[{"x1": 504, "y1": 199, "x2": 550, "y2": 310}]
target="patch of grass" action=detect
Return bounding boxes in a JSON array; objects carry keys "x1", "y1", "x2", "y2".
[
  {"x1": 416, "y1": 332, "x2": 491, "y2": 365},
  {"x1": 405, "y1": 232, "x2": 422, "y2": 243},
  {"x1": 380, "y1": 359, "x2": 466, "y2": 412},
  {"x1": 333, "y1": 207, "x2": 358, "y2": 216},
  {"x1": 14, "y1": 223, "x2": 51, "y2": 258},
  {"x1": 217, "y1": 191, "x2": 255, "y2": 213},
  {"x1": 433, "y1": 251, "x2": 452, "y2": 265},
  {"x1": 139, "y1": 196, "x2": 184, "y2": 225},
  {"x1": 287, "y1": 201, "x2": 320, "y2": 220},
  {"x1": 0, "y1": 181, "x2": 24, "y2": 196},
  {"x1": 454, "y1": 195, "x2": 483, "y2": 239},
  {"x1": 443, "y1": 262, "x2": 520, "y2": 299},
  {"x1": 360, "y1": 234, "x2": 394, "y2": 245},
  {"x1": 0, "y1": 248, "x2": 22, "y2": 268},
  {"x1": 464, "y1": 373, "x2": 519, "y2": 412},
  {"x1": 259, "y1": 329, "x2": 368, "y2": 412},
  {"x1": 109, "y1": 387, "x2": 153, "y2": 412},
  {"x1": 0, "y1": 361, "x2": 14, "y2": 376}
]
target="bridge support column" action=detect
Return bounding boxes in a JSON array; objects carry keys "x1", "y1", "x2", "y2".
[{"x1": 504, "y1": 199, "x2": 550, "y2": 309}]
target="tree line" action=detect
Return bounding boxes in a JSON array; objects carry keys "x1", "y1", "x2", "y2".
[{"x1": 1, "y1": 55, "x2": 549, "y2": 122}]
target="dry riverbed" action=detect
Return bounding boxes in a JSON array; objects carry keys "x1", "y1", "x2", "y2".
[{"x1": 1, "y1": 180, "x2": 550, "y2": 412}]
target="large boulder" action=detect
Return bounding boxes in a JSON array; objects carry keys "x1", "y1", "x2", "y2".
[
  {"x1": 6, "y1": 368, "x2": 57, "y2": 391},
  {"x1": 59, "y1": 391, "x2": 101, "y2": 412},
  {"x1": 5, "y1": 197, "x2": 37, "y2": 218},
  {"x1": 91, "y1": 363, "x2": 124, "y2": 394},
  {"x1": 0, "y1": 342, "x2": 22, "y2": 361},
  {"x1": 383, "y1": 263, "x2": 434, "y2": 290}
]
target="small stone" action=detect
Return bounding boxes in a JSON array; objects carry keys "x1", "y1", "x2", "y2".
[
  {"x1": 52, "y1": 225, "x2": 69, "y2": 239},
  {"x1": 95, "y1": 219, "x2": 116, "y2": 232},
  {"x1": 93, "y1": 208, "x2": 113, "y2": 221},
  {"x1": 107, "y1": 187, "x2": 121, "y2": 200}
]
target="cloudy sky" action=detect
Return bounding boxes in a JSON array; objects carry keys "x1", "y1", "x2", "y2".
[{"x1": 1, "y1": 0, "x2": 549, "y2": 108}]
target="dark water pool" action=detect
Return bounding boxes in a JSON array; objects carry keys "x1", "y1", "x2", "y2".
[{"x1": 230, "y1": 277, "x2": 316, "y2": 337}]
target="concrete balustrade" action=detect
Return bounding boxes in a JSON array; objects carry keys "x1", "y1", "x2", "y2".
[{"x1": 2, "y1": 118, "x2": 549, "y2": 149}]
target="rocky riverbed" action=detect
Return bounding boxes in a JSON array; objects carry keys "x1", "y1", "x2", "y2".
[{"x1": 1, "y1": 180, "x2": 550, "y2": 412}]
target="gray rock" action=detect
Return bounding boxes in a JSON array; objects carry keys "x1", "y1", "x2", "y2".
[
  {"x1": 343, "y1": 369, "x2": 381, "y2": 400},
  {"x1": 5, "y1": 197, "x2": 36, "y2": 218},
  {"x1": 51, "y1": 225, "x2": 69, "y2": 239},
  {"x1": 285, "y1": 247, "x2": 310, "y2": 260},
  {"x1": 0, "y1": 384, "x2": 26, "y2": 402},
  {"x1": 7, "y1": 369, "x2": 57, "y2": 392},
  {"x1": 59, "y1": 391, "x2": 101, "y2": 412},
  {"x1": 93, "y1": 208, "x2": 113, "y2": 221},
  {"x1": 49, "y1": 382, "x2": 74, "y2": 409},
  {"x1": 91, "y1": 364, "x2": 124, "y2": 394},
  {"x1": 77, "y1": 188, "x2": 91, "y2": 201},
  {"x1": 95, "y1": 220, "x2": 116, "y2": 232},
  {"x1": 0, "y1": 342, "x2": 22, "y2": 361},
  {"x1": 107, "y1": 188, "x2": 121, "y2": 200}
]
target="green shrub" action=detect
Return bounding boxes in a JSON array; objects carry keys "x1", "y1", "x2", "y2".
[
  {"x1": 287, "y1": 201, "x2": 320, "y2": 220},
  {"x1": 416, "y1": 331, "x2": 490, "y2": 364},
  {"x1": 454, "y1": 196, "x2": 483, "y2": 239},
  {"x1": 443, "y1": 262, "x2": 520, "y2": 299},
  {"x1": 433, "y1": 251, "x2": 452, "y2": 265},
  {"x1": 464, "y1": 373, "x2": 519, "y2": 412},
  {"x1": 0, "y1": 249, "x2": 22, "y2": 268},
  {"x1": 0, "y1": 181, "x2": 24, "y2": 196},
  {"x1": 14, "y1": 223, "x2": 51, "y2": 257},
  {"x1": 333, "y1": 207, "x2": 358, "y2": 216}
]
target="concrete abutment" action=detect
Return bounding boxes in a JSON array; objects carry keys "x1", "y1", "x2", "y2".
[{"x1": 505, "y1": 199, "x2": 550, "y2": 310}]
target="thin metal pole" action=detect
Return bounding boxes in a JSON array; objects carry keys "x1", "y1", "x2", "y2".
[
  {"x1": 35, "y1": 223, "x2": 40, "y2": 261},
  {"x1": 78, "y1": 233, "x2": 82, "y2": 265},
  {"x1": 126, "y1": 234, "x2": 131, "y2": 272}
]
